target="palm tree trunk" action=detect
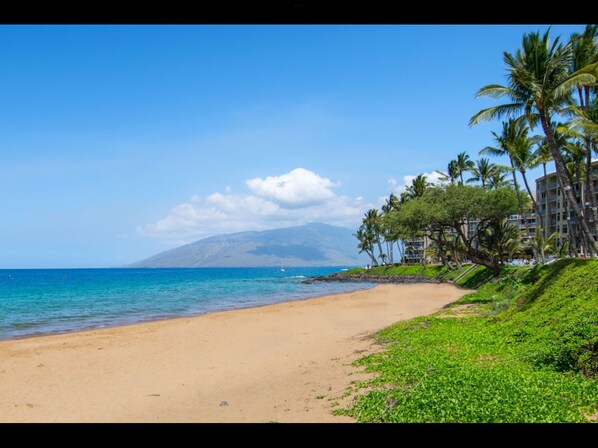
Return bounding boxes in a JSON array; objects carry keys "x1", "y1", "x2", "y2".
[
  {"x1": 509, "y1": 157, "x2": 534, "y2": 258},
  {"x1": 520, "y1": 170, "x2": 543, "y2": 230},
  {"x1": 396, "y1": 240, "x2": 404, "y2": 264},
  {"x1": 543, "y1": 162, "x2": 548, "y2": 239},
  {"x1": 376, "y1": 238, "x2": 384, "y2": 264},
  {"x1": 564, "y1": 197, "x2": 577, "y2": 256},
  {"x1": 520, "y1": 169, "x2": 544, "y2": 262},
  {"x1": 365, "y1": 249, "x2": 377, "y2": 267},
  {"x1": 540, "y1": 114, "x2": 598, "y2": 255},
  {"x1": 585, "y1": 141, "x2": 598, "y2": 246}
]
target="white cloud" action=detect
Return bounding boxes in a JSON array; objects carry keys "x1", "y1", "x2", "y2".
[
  {"x1": 387, "y1": 170, "x2": 444, "y2": 196},
  {"x1": 246, "y1": 168, "x2": 337, "y2": 208},
  {"x1": 137, "y1": 168, "x2": 371, "y2": 245}
]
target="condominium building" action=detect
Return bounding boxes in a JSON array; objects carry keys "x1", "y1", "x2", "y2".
[
  {"x1": 507, "y1": 209, "x2": 536, "y2": 243},
  {"x1": 536, "y1": 160, "x2": 598, "y2": 251}
]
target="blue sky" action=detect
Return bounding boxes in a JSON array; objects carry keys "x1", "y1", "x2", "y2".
[{"x1": 0, "y1": 24, "x2": 586, "y2": 268}]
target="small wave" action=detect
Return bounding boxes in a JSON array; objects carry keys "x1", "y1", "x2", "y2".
[{"x1": 290, "y1": 275, "x2": 306, "y2": 279}]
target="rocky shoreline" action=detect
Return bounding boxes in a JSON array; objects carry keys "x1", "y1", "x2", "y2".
[{"x1": 301, "y1": 272, "x2": 446, "y2": 284}]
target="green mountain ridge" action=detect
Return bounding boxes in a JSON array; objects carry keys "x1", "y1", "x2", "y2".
[{"x1": 130, "y1": 222, "x2": 370, "y2": 268}]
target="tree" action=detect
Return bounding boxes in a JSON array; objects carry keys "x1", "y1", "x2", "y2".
[
  {"x1": 466, "y1": 157, "x2": 495, "y2": 187},
  {"x1": 354, "y1": 226, "x2": 377, "y2": 267},
  {"x1": 487, "y1": 166, "x2": 513, "y2": 190},
  {"x1": 569, "y1": 25, "x2": 598, "y2": 237},
  {"x1": 381, "y1": 199, "x2": 397, "y2": 265},
  {"x1": 403, "y1": 174, "x2": 430, "y2": 201},
  {"x1": 394, "y1": 185, "x2": 522, "y2": 273},
  {"x1": 455, "y1": 152, "x2": 474, "y2": 185},
  {"x1": 527, "y1": 228, "x2": 560, "y2": 264},
  {"x1": 478, "y1": 220, "x2": 522, "y2": 268},
  {"x1": 364, "y1": 209, "x2": 385, "y2": 264},
  {"x1": 470, "y1": 28, "x2": 598, "y2": 255},
  {"x1": 530, "y1": 137, "x2": 553, "y2": 238},
  {"x1": 508, "y1": 122, "x2": 544, "y2": 232},
  {"x1": 436, "y1": 160, "x2": 459, "y2": 186},
  {"x1": 481, "y1": 118, "x2": 536, "y2": 256}
]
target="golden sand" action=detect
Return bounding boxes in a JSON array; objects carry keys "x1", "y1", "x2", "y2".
[{"x1": 0, "y1": 283, "x2": 470, "y2": 422}]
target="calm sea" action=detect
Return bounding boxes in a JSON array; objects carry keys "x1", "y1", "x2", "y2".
[{"x1": 0, "y1": 267, "x2": 373, "y2": 340}]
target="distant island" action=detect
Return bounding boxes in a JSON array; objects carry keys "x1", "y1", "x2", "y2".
[{"x1": 129, "y1": 222, "x2": 370, "y2": 268}]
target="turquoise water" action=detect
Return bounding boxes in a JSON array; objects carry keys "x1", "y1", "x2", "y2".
[{"x1": 0, "y1": 267, "x2": 373, "y2": 340}]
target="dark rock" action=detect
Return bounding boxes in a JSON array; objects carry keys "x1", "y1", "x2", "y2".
[
  {"x1": 301, "y1": 273, "x2": 446, "y2": 285},
  {"x1": 220, "y1": 400, "x2": 229, "y2": 407}
]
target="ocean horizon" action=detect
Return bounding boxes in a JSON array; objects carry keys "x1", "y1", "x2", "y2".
[{"x1": 0, "y1": 266, "x2": 374, "y2": 340}]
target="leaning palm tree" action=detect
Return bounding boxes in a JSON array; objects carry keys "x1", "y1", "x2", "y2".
[
  {"x1": 364, "y1": 209, "x2": 385, "y2": 264},
  {"x1": 470, "y1": 28, "x2": 598, "y2": 254},
  {"x1": 455, "y1": 152, "x2": 474, "y2": 185},
  {"x1": 354, "y1": 226, "x2": 377, "y2": 267}
]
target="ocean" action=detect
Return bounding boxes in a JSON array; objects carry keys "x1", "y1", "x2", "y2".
[{"x1": 0, "y1": 267, "x2": 374, "y2": 340}]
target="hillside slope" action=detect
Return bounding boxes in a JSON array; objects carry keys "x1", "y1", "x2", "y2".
[
  {"x1": 339, "y1": 259, "x2": 598, "y2": 422},
  {"x1": 130, "y1": 222, "x2": 369, "y2": 268}
]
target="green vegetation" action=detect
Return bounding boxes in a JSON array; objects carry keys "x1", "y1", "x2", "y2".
[
  {"x1": 344, "y1": 263, "x2": 495, "y2": 289},
  {"x1": 345, "y1": 264, "x2": 450, "y2": 277},
  {"x1": 336, "y1": 259, "x2": 598, "y2": 422},
  {"x1": 354, "y1": 25, "x2": 598, "y2": 270}
]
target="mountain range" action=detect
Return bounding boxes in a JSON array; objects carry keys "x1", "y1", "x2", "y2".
[{"x1": 129, "y1": 222, "x2": 369, "y2": 268}]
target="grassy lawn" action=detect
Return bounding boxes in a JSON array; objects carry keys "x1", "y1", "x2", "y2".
[{"x1": 336, "y1": 259, "x2": 598, "y2": 422}]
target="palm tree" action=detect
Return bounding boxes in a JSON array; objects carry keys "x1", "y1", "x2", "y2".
[
  {"x1": 530, "y1": 137, "x2": 553, "y2": 238},
  {"x1": 528, "y1": 228, "x2": 560, "y2": 264},
  {"x1": 455, "y1": 152, "x2": 474, "y2": 185},
  {"x1": 508, "y1": 123, "x2": 544, "y2": 232},
  {"x1": 403, "y1": 174, "x2": 430, "y2": 201},
  {"x1": 487, "y1": 166, "x2": 512, "y2": 189},
  {"x1": 435, "y1": 160, "x2": 459, "y2": 186},
  {"x1": 381, "y1": 201, "x2": 395, "y2": 265},
  {"x1": 569, "y1": 25, "x2": 598, "y2": 243},
  {"x1": 354, "y1": 226, "x2": 377, "y2": 267},
  {"x1": 481, "y1": 119, "x2": 533, "y2": 244},
  {"x1": 387, "y1": 193, "x2": 401, "y2": 211},
  {"x1": 364, "y1": 209, "x2": 385, "y2": 264},
  {"x1": 466, "y1": 158, "x2": 494, "y2": 187},
  {"x1": 479, "y1": 221, "x2": 522, "y2": 269},
  {"x1": 470, "y1": 29, "x2": 598, "y2": 254}
]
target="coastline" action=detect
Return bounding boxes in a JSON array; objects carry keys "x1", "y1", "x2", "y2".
[
  {"x1": 1, "y1": 282, "x2": 378, "y2": 343},
  {"x1": 0, "y1": 283, "x2": 470, "y2": 422}
]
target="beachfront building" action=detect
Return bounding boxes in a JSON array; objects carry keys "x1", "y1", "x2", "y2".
[
  {"x1": 402, "y1": 237, "x2": 427, "y2": 264},
  {"x1": 536, "y1": 160, "x2": 598, "y2": 254},
  {"x1": 507, "y1": 210, "x2": 536, "y2": 244}
]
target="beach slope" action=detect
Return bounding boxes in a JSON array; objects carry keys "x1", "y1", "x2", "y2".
[{"x1": 0, "y1": 283, "x2": 468, "y2": 422}]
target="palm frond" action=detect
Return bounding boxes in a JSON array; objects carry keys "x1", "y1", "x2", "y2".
[
  {"x1": 553, "y1": 72, "x2": 598, "y2": 98},
  {"x1": 469, "y1": 103, "x2": 524, "y2": 126},
  {"x1": 474, "y1": 84, "x2": 513, "y2": 99}
]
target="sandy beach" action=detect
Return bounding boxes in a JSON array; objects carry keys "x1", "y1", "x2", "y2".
[{"x1": 0, "y1": 283, "x2": 469, "y2": 422}]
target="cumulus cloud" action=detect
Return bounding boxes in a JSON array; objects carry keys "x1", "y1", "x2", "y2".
[
  {"x1": 246, "y1": 168, "x2": 337, "y2": 208},
  {"x1": 387, "y1": 170, "x2": 444, "y2": 196},
  {"x1": 137, "y1": 168, "x2": 371, "y2": 245}
]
